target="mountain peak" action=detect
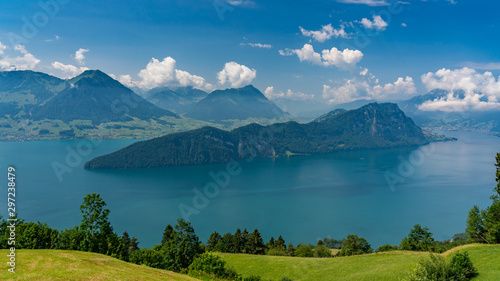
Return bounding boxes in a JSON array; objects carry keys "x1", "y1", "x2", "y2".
[{"x1": 69, "y1": 69, "x2": 123, "y2": 88}]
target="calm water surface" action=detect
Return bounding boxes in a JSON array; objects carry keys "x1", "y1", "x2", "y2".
[{"x1": 0, "y1": 131, "x2": 499, "y2": 248}]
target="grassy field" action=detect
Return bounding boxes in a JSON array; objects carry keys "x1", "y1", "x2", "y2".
[
  {"x1": 220, "y1": 244, "x2": 500, "y2": 281},
  {"x1": 0, "y1": 249, "x2": 200, "y2": 281},
  {"x1": 0, "y1": 245, "x2": 498, "y2": 280}
]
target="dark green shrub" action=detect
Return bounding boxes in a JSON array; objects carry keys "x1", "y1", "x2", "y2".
[
  {"x1": 313, "y1": 244, "x2": 332, "y2": 258},
  {"x1": 376, "y1": 244, "x2": 398, "y2": 252},
  {"x1": 338, "y1": 234, "x2": 372, "y2": 256},
  {"x1": 449, "y1": 252, "x2": 478, "y2": 280},
  {"x1": 404, "y1": 251, "x2": 478, "y2": 281},
  {"x1": 294, "y1": 243, "x2": 314, "y2": 257},
  {"x1": 188, "y1": 252, "x2": 240, "y2": 279}
]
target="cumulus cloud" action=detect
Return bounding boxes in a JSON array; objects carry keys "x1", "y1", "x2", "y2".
[
  {"x1": 299, "y1": 24, "x2": 349, "y2": 42},
  {"x1": 135, "y1": 57, "x2": 214, "y2": 91},
  {"x1": 0, "y1": 44, "x2": 41, "y2": 71},
  {"x1": 280, "y1": 44, "x2": 363, "y2": 70},
  {"x1": 264, "y1": 86, "x2": 314, "y2": 101},
  {"x1": 401, "y1": 23, "x2": 407, "y2": 27},
  {"x1": 322, "y1": 69, "x2": 416, "y2": 104},
  {"x1": 336, "y1": 0, "x2": 389, "y2": 6},
  {"x1": 217, "y1": 61, "x2": 257, "y2": 88},
  {"x1": 359, "y1": 15, "x2": 388, "y2": 31},
  {"x1": 241, "y1": 43, "x2": 272, "y2": 48},
  {"x1": 51, "y1": 61, "x2": 89, "y2": 79},
  {"x1": 419, "y1": 67, "x2": 500, "y2": 111},
  {"x1": 74, "y1": 48, "x2": 89, "y2": 65}
]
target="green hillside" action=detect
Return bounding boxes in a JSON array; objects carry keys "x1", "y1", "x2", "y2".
[
  {"x1": 0, "y1": 249, "x2": 199, "y2": 281},
  {"x1": 220, "y1": 244, "x2": 500, "y2": 281}
]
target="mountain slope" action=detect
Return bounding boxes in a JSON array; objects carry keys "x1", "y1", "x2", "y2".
[
  {"x1": 31, "y1": 70, "x2": 177, "y2": 124},
  {"x1": 184, "y1": 85, "x2": 285, "y2": 123},
  {"x1": 85, "y1": 103, "x2": 432, "y2": 169},
  {"x1": 0, "y1": 249, "x2": 199, "y2": 281},
  {"x1": 144, "y1": 86, "x2": 208, "y2": 114}
]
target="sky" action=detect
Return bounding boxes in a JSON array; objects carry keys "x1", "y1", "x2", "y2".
[{"x1": 1, "y1": 0, "x2": 500, "y2": 112}]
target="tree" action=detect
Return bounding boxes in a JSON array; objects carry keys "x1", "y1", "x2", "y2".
[
  {"x1": 266, "y1": 236, "x2": 275, "y2": 250},
  {"x1": 275, "y1": 235, "x2": 286, "y2": 250},
  {"x1": 79, "y1": 193, "x2": 111, "y2": 252},
  {"x1": 232, "y1": 228, "x2": 244, "y2": 253},
  {"x1": 247, "y1": 228, "x2": 265, "y2": 255},
  {"x1": 206, "y1": 231, "x2": 222, "y2": 252},
  {"x1": 241, "y1": 228, "x2": 249, "y2": 253},
  {"x1": 161, "y1": 225, "x2": 174, "y2": 245},
  {"x1": 313, "y1": 244, "x2": 332, "y2": 258},
  {"x1": 129, "y1": 237, "x2": 139, "y2": 252},
  {"x1": 338, "y1": 234, "x2": 372, "y2": 256},
  {"x1": 294, "y1": 243, "x2": 314, "y2": 257},
  {"x1": 400, "y1": 224, "x2": 434, "y2": 252},
  {"x1": 466, "y1": 205, "x2": 487, "y2": 243}
]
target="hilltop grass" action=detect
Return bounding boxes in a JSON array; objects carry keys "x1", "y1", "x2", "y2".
[
  {"x1": 220, "y1": 244, "x2": 500, "y2": 281},
  {"x1": 0, "y1": 249, "x2": 199, "y2": 281}
]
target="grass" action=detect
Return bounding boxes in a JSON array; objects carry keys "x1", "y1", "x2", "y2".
[
  {"x1": 0, "y1": 245, "x2": 498, "y2": 280},
  {"x1": 0, "y1": 249, "x2": 200, "y2": 281},
  {"x1": 220, "y1": 244, "x2": 500, "y2": 281}
]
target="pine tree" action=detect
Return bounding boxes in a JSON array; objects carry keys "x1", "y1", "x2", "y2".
[
  {"x1": 275, "y1": 235, "x2": 286, "y2": 250},
  {"x1": 247, "y1": 228, "x2": 265, "y2": 255},
  {"x1": 161, "y1": 225, "x2": 174, "y2": 245},
  {"x1": 206, "y1": 231, "x2": 222, "y2": 252}
]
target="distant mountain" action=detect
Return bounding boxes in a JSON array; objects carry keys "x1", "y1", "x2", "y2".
[
  {"x1": 144, "y1": 86, "x2": 208, "y2": 114},
  {"x1": 85, "y1": 103, "x2": 442, "y2": 169},
  {"x1": 31, "y1": 70, "x2": 176, "y2": 124},
  {"x1": 333, "y1": 99, "x2": 375, "y2": 111},
  {"x1": 184, "y1": 85, "x2": 286, "y2": 123},
  {"x1": 398, "y1": 89, "x2": 500, "y2": 134}
]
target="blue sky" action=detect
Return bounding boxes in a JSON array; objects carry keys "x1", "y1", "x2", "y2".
[{"x1": 1, "y1": 0, "x2": 500, "y2": 111}]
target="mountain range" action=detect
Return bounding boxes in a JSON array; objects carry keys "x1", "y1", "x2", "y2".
[
  {"x1": 142, "y1": 86, "x2": 208, "y2": 115},
  {"x1": 85, "y1": 102, "x2": 446, "y2": 169}
]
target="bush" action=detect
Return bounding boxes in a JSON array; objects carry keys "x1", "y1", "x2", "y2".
[
  {"x1": 313, "y1": 245, "x2": 332, "y2": 258},
  {"x1": 449, "y1": 252, "x2": 478, "y2": 280},
  {"x1": 188, "y1": 252, "x2": 240, "y2": 279},
  {"x1": 266, "y1": 247, "x2": 289, "y2": 256},
  {"x1": 338, "y1": 234, "x2": 372, "y2": 256},
  {"x1": 376, "y1": 244, "x2": 398, "y2": 252},
  {"x1": 243, "y1": 276, "x2": 261, "y2": 281},
  {"x1": 294, "y1": 243, "x2": 314, "y2": 257},
  {"x1": 403, "y1": 251, "x2": 478, "y2": 281}
]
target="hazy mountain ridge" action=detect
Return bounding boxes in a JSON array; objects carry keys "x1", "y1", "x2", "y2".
[{"x1": 84, "y1": 102, "x2": 437, "y2": 169}]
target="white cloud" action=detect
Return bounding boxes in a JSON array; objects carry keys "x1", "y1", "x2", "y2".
[
  {"x1": 299, "y1": 24, "x2": 349, "y2": 42},
  {"x1": 337, "y1": 0, "x2": 389, "y2": 6},
  {"x1": 372, "y1": 76, "x2": 417, "y2": 98},
  {"x1": 446, "y1": 0, "x2": 457, "y2": 4},
  {"x1": 322, "y1": 69, "x2": 416, "y2": 104},
  {"x1": 217, "y1": 61, "x2": 257, "y2": 88},
  {"x1": 51, "y1": 61, "x2": 89, "y2": 79},
  {"x1": 74, "y1": 48, "x2": 89, "y2": 65},
  {"x1": 241, "y1": 43, "x2": 272, "y2": 49},
  {"x1": 225, "y1": 0, "x2": 255, "y2": 7},
  {"x1": 264, "y1": 86, "x2": 314, "y2": 101},
  {"x1": 280, "y1": 44, "x2": 363, "y2": 70},
  {"x1": 359, "y1": 15, "x2": 388, "y2": 31},
  {"x1": 419, "y1": 67, "x2": 500, "y2": 111},
  {"x1": 134, "y1": 57, "x2": 213, "y2": 91},
  {"x1": 401, "y1": 23, "x2": 407, "y2": 27},
  {"x1": 0, "y1": 44, "x2": 41, "y2": 71}
]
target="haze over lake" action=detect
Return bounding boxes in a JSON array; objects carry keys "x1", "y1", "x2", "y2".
[{"x1": 1, "y1": 131, "x2": 498, "y2": 248}]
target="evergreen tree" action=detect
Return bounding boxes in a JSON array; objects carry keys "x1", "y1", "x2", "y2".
[
  {"x1": 161, "y1": 224, "x2": 174, "y2": 245},
  {"x1": 400, "y1": 224, "x2": 434, "y2": 251},
  {"x1": 241, "y1": 228, "x2": 249, "y2": 253},
  {"x1": 221, "y1": 232, "x2": 233, "y2": 253},
  {"x1": 275, "y1": 235, "x2": 286, "y2": 250},
  {"x1": 129, "y1": 237, "x2": 139, "y2": 252},
  {"x1": 206, "y1": 231, "x2": 222, "y2": 252},
  {"x1": 232, "y1": 228, "x2": 244, "y2": 253},
  {"x1": 247, "y1": 228, "x2": 265, "y2": 255},
  {"x1": 266, "y1": 236, "x2": 275, "y2": 250}
]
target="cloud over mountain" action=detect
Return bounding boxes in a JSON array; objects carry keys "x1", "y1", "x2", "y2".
[{"x1": 217, "y1": 61, "x2": 257, "y2": 88}]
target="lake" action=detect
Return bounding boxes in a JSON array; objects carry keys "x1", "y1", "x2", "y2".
[{"x1": 1, "y1": 131, "x2": 499, "y2": 248}]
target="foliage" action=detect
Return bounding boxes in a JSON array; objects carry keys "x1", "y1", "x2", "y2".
[
  {"x1": 188, "y1": 252, "x2": 240, "y2": 280},
  {"x1": 400, "y1": 224, "x2": 435, "y2": 252},
  {"x1": 294, "y1": 243, "x2": 314, "y2": 257},
  {"x1": 466, "y1": 152, "x2": 500, "y2": 244},
  {"x1": 338, "y1": 234, "x2": 372, "y2": 256},
  {"x1": 313, "y1": 244, "x2": 332, "y2": 258},
  {"x1": 403, "y1": 252, "x2": 477, "y2": 281},
  {"x1": 319, "y1": 237, "x2": 344, "y2": 249},
  {"x1": 376, "y1": 244, "x2": 398, "y2": 252}
]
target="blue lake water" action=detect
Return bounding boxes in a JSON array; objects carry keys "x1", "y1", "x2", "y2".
[{"x1": 0, "y1": 131, "x2": 499, "y2": 248}]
